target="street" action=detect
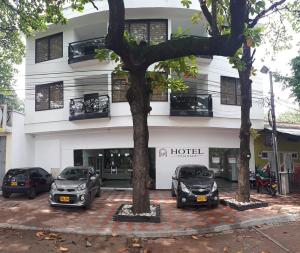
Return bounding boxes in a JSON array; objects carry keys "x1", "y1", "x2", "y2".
[{"x1": 0, "y1": 221, "x2": 299, "y2": 253}]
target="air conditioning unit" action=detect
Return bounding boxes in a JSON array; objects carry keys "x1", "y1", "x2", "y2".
[{"x1": 259, "y1": 151, "x2": 272, "y2": 160}]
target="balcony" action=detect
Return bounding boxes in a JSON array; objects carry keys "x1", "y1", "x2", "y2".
[
  {"x1": 68, "y1": 37, "x2": 105, "y2": 64},
  {"x1": 170, "y1": 94, "x2": 213, "y2": 117},
  {"x1": 69, "y1": 94, "x2": 110, "y2": 121}
]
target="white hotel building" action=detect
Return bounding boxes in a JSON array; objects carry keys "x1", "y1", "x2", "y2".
[{"x1": 24, "y1": 0, "x2": 264, "y2": 189}]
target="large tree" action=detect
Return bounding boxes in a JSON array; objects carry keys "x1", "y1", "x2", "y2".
[
  {"x1": 105, "y1": 0, "x2": 249, "y2": 213},
  {"x1": 198, "y1": 0, "x2": 290, "y2": 202}
]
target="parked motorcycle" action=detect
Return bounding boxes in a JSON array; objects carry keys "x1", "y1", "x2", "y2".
[{"x1": 256, "y1": 164, "x2": 277, "y2": 196}]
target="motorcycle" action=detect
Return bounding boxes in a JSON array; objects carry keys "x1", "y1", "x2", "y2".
[{"x1": 256, "y1": 164, "x2": 277, "y2": 196}]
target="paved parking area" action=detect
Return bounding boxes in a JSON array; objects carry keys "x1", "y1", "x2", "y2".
[{"x1": 0, "y1": 190, "x2": 300, "y2": 237}]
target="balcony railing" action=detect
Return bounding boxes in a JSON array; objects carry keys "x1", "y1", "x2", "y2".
[
  {"x1": 69, "y1": 94, "x2": 110, "y2": 121},
  {"x1": 170, "y1": 93, "x2": 213, "y2": 117},
  {"x1": 68, "y1": 37, "x2": 106, "y2": 64}
]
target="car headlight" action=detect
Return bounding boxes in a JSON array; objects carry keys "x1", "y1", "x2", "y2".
[
  {"x1": 76, "y1": 183, "x2": 86, "y2": 191},
  {"x1": 180, "y1": 182, "x2": 191, "y2": 194},
  {"x1": 211, "y1": 182, "x2": 218, "y2": 192},
  {"x1": 51, "y1": 183, "x2": 57, "y2": 190}
]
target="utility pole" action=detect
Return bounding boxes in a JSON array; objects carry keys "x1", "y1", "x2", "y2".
[
  {"x1": 269, "y1": 70, "x2": 281, "y2": 194},
  {"x1": 261, "y1": 66, "x2": 281, "y2": 194}
]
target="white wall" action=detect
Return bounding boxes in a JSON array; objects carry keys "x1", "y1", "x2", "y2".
[{"x1": 9, "y1": 112, "x2": 34, "y2": 169}]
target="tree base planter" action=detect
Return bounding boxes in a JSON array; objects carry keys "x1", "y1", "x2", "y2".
[
  {"x1": 220, "y1": 198, "x2": 268, "y2": 211},
  {"x1": 113, "y1": 204, "x2": 161, "y2": 223}
]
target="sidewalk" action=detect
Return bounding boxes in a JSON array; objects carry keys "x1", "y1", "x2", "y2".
[{"x1": 0, "y1": 190, "x2": 300, "y2": 237}]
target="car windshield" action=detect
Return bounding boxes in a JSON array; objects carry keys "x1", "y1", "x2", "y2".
[
  {"x1": 58, "y1": 168, "x2": 88, "y2": 181},
  {"x1": 179, "y1": 166, "x2": 213, "y2": 179}
]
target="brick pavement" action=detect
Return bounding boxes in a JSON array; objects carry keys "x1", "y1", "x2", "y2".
[{"x1": 0, "y1": 190, "x2": 300, "y2": 237}]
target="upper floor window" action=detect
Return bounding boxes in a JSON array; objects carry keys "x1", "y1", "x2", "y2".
[
  {"x1": 125, "y1": 19, "x2": 168, "y2": 45},
  {"x1": 35, "y1": 33, "x2": 63, "y2": 63},
  {"x1": 220, "y1": 76, "x2": 241, "y2": 106},
  {"x1": 35, "y1": 82, "x2": 64, "y2": 111},
  {"x1": 111, "y1": 73, "x2": 168, "y2": 103}
]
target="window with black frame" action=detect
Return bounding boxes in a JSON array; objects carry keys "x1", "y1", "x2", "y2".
[
  {"x1": 125, "y1": 19, "x2": 168, "y2": 45},
  {"x1": 35, "y1": 82, "x2": 63, "y2": 111},
  {"x1": 220, "y1": 76, "x2": 241, "y2": 106},
  {"x1": 111, "y1": 73, "x2": 168, "y2": 102},
  {"x1": 35, "y1": 33, "x2": 63, "y2": 63}
]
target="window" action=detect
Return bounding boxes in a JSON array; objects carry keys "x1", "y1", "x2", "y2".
[
  {"x1": 125, "y1": 19, "x2": 168, "y2": 45},
  {"x1": 35, "y1": 82, "x2": 64, "y2": 111},
  {"x1": 221, "y1": 76, "x2": 241, "y2": 105},
  {"x1": 35, "y1": 33, "x2": 63, "y2": 63},
  {"x1": 111, "y1": 73, "x2": 168, "y2": 102}
]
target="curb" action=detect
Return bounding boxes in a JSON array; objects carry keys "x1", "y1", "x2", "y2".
[{"x1": 0, "y1": 213, "x2": 299, "y2": 238}]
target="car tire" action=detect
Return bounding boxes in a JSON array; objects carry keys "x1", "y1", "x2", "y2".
[
  {"x1": 176, "y1": 194, "x2": 184, "y2": 209},
  {"x1": 2, "y1": 191, "x2": 10, "y2": 198},
  {"x1": 95, "y1": 185, "x2": 101, "y2": 197},
  {"x1": 171, "y1": 184, "x2": 176, "y2": 197},
  {"x1": 84, "y1": 192, "x2": 92, "y2": 209},
  {"x1": 28, "y1": 187, "x2": 36, "y2": 199}
]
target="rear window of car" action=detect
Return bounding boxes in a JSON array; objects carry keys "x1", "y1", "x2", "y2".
[
  {"x1": 5, "y1": 169, "x2": 30, "y2": 181},
  {"x1": 179, "y1": 166, "x2": 212, "y2": 178},
  {"x1": 6, "y1": 169, "x2": 28, "y2": 177}
]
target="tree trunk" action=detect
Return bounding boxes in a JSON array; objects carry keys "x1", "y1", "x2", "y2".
[
  {"x1": 127, "y1": 70, "x2": 151, "y2": 214},
  {"x1": 236, "y1": 43, "x2": 252, "y2": 202}
]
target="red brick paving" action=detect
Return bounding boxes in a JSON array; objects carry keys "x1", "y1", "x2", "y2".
[{"x1": 0, "y1": 190, "x2": 299, "y2": 236}]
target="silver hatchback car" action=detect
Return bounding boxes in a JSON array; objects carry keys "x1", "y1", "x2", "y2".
[{"x1": 49, "y1": 166, "x2": 101, "y2": 209}]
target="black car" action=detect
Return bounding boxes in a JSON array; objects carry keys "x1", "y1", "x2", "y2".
[
  {"x1": 49, "y1": 166, "x2": 101, "y2": 209},
  {"x1": 2, "y1": 167, "x2": 53, "y2": 199},
  {"x1": 171, "y1": 164, "x2": 219, "y2": 208}
]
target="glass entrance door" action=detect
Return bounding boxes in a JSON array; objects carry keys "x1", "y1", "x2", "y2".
[{"x1": 73, "y1": 148, "x2": 156, "y2": 189}]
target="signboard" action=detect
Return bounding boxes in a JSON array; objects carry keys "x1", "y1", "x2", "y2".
[
  {"x1": 158, "y1": 147, "x2": 204, "y2": 158},
  {"x1": 156, "y1": 147, "x2": 208, "y2": 189}
]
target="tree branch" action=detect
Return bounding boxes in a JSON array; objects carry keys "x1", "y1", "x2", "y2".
[
  {"x1": 198, "y1": 0, "x2": 213, "y2": 29},
  {"x1": 144, "y1": 34, "x2": 243, "y2": 65},
  {"x1": 211, "y1": 0, "x2": 219, "y2": 36},
  {"x1": 105, "y1": 0, "x2": 127, "y2": 58},
  {"x1": 249, "y1": 0, "x2": 287, "y2": 28},
  {"x1": 88, "y1": 0, "x2": 98, "y2": 10}
]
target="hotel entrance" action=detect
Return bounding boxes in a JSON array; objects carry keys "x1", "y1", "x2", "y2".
[{"x1": 74, "y1": 148, "x2": 156, "y2": 189}]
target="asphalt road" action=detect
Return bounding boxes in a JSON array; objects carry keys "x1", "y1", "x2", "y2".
[{"x1": 0, "y1": 221, "x2": 299, "y2": 253}]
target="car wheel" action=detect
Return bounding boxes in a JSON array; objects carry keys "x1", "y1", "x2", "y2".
[
  {"x1": 176, "y1": 194, "x2": 184, "y2": 209},
  {"x1": 28, "y1": 187, "x2": 36, "y2": 199},
  {"x1": 171, "y1": 184, "x2": 176, "y2": 197},
  {"x1": 2, "y1": 191, "x2": 10, "y2": 198},
  {"x1": 95, "y1": 185, "x2": 101, "y2": 197},
  {"x1": 84, "y1": 192, "x2": 92, "y2": 209}
]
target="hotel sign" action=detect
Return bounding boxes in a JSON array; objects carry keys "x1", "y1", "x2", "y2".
[{"x1": 159, "y1": 148, "x2": 204, "y2": 158}]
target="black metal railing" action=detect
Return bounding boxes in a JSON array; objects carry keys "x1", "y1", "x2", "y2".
[
  {"x1": 170, "y1": 93, "x2": 213, "y2": 117},
  {"x1": 69, "y1": 94, "x2": 110, "y2": 121},
  {"x1": 68, "y1": 37, "x2": 106, "y2": 64}
]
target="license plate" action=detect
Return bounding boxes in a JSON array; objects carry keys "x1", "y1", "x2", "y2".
[
  {"x1": 197, "y1": 195, "x2": 207, "y2": 202},
  {"x1": 59, "y1": 196, "x2": 70, "y2": 203},
  {"x1": 11, "y1": 182, "x2": 17, "y2": 186}
]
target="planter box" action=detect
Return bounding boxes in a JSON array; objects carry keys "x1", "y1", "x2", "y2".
[
  {"x1": 220, "y1": 198, "x2": 268, "y2": 211},
  {"x1": 113, "y1": 204, "x2": 161, "y2": 223}
]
